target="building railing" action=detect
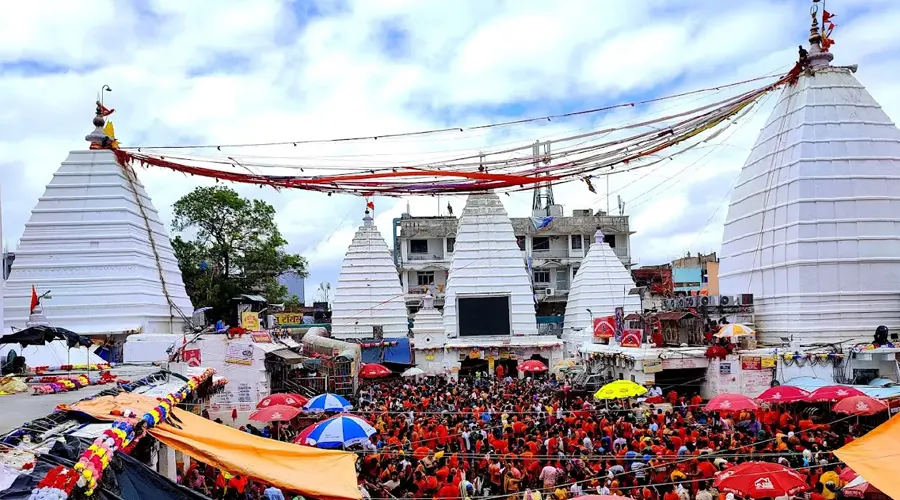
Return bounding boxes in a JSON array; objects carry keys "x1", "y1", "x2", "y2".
[
  {"x1": 407, "y1": 285, "x2": 446, "y2": 295},
  {"x1": 407, "y1": 252, "x2": 445, "y2": 261},
  {"x1": 530, "y1": 248, "x2": 570, "y2": 259}
]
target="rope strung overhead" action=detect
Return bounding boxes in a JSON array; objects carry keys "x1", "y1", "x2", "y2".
[{"x1": 110, "y1": 68, "x2": 797, "y2": 196}]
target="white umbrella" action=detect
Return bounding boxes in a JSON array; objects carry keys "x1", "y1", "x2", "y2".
[{"x1": 402, "y1": 367, "x2": 425, "y2": 378}]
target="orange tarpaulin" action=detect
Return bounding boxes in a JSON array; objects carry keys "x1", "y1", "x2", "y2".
[
  {"x1": 64, "y1": 393, "x2": 360, "y2": 500},
  {"x1": 834, "y1": 412, "x2": 900, "y2": 500}
]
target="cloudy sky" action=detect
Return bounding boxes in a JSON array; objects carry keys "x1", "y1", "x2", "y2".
[{"x1": 1, "y1": 0, "x2": 898, "y2": 304}]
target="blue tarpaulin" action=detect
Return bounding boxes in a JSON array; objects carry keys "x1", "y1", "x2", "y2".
[{"x1": 360, "y1": 337, "x2": 412, "y2": 365}]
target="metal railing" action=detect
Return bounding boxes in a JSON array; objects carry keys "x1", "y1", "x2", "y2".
[
  {"x1": 406, "y1": 253, "x2": 445, "y2": 261},
  {"x1": 530, "y1": 248, "x2": 570, "y2": 258},
  {"x1": 407, "y1": 285, "x2": 446, "y2": 295}
]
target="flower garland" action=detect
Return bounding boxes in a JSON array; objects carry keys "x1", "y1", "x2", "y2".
[
  {"x1": 30, "y1": 363, "x2": 111, "y2": 375},
  {"x1": 29, "y1": 368, "x2": 215, "y2": 499},
  {"x1": 30, "y1": 372, "x2": 117, "y2": 395}
]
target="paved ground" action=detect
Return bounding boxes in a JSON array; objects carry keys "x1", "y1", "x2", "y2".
[{"x1": 0, "y1": 365, "x2": 158, "y2": 435}]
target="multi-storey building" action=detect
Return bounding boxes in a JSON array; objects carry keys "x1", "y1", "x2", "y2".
[{"x1": 393, "y1": 206, "x2": 633, "y2": 315}]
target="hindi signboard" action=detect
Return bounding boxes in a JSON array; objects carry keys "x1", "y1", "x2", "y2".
[
  {"x1": 225, "y1": 341, "x2": 254, "y2": 365},
  {"x1": 593, "y1": 316, "x2": 615, "y2": 339},
  {"x1": 241, "y1": 311, "x2": 261, "y2": 331},
  {"x1": 274, "y1": 312, "x2": 304, "y2": 326},
  {"x1": 741, "y1": 356, "x2": 762, "y2": 370}
]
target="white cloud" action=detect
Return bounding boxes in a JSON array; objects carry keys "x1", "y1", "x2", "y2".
[{"x1": 2, "y1": 0, "x2": 900, "y2": 303}]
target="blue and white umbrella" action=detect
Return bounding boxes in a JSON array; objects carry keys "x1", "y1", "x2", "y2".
[
  {"x1": 304, "y1": 393, "x2": 353, "y2": 413},
  {"x1": 306, "y1": 415, "x2": 375, "y2": 448}
]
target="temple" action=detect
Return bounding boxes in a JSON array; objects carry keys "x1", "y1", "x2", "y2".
[
  {"x1": 718, "y1": 12, "x2": 900, "y2": 344},
  {"x1": 2, "y1": 109, "x2": 193, "y2": 335},
  {"x1": 330, "y1": 210, "x2": 409, "y2": 339},
  {"x1": 562, "y1": 230, "x2": 641, "y2": 354},
  {"x1": 417, "y1": 192, "x2": 561, "y2": 377}
]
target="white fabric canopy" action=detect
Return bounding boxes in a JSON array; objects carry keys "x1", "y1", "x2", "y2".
[{"x1": 0, "y1": 340, "x2": 105, "y2": 368}]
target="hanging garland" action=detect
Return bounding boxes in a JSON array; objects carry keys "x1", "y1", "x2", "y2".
[{"x1": 29, "y1": 368, "x2": 216, "y2": 499}]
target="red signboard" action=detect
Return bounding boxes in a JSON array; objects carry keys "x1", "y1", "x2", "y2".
[
  {"x1": 741, "y1": 357, "x2": 762, "y2": 370},
  {"x1": 251, "y1": 332, "x2": 272, "y2": 343},
  {"x1": 183, "y1": 349, "x2": 202, "y2": 367},
  {"x1": 620, "y1": 329, "x2": 643, "y2": 348},
  {"x1": 593, "y1": 316, "x2": 615, "y2": 338}
]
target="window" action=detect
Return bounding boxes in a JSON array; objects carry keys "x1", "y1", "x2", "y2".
[
  {"x1": 533, "y1": 270, "x2": 551, "y2": 283},
  {"x1": 603, "y1": 234, "x2": 617, "y2": 248},
  {"x1": 571, "y1": 234, "x2": 583, "y2": 250},
  {"x1": 446, "y1": 237, "x2": 455, "y2": 253},
  {"x1": 516, "y1": 237, "x2": 526, "y2": 251},
  {"x1": 532, "y1": 237, "x2": 550, "y2": 251},
  {"x1": 573, "y1": 264, "x2": 580, "y2": 276},
  {"x1": 410, "y1": 239, "x2": 428, "y2": 254},
  {"x1": 417, "y1": 271, "x2": 435, "y2": 286}
]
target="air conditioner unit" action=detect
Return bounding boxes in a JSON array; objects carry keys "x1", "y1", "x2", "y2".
[
  {"x1": 698, "y1": 295, "x2": 712, "y2": 307},
  {"x1": 545, "y1": 288, "x2": 555, "y2": 296},
  {"x1": 732, "y1": 295, "x2": 744, "y2": 306},
  {"x1": 706, "y1": 296, "x2": 720, "y2": 307},
  {"x1": 663, "y1": 299, "x2": 674, "y2": 309},
  {"x1": 718, "y1": 295, "x2": 732, "y2": 307},
  {"x1": 675, "y1": 297, "x2": 685, "y2": 308},
  {"x1": 682, "y1": 296, "x2": 695, "y2": 308}
]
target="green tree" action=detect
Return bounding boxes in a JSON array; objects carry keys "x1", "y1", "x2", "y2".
[
  {"x1": 171, "y1": 186, "x2": 308, "y2": 319},
  {"x1": 283, "y1": 294, "x2": 303, "y2": 311}
]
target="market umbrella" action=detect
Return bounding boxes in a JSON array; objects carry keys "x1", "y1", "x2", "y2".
[
  {"x1": 594, "y1": 380, "x2": 648, "y2": 400},
  {"x1": 360, "y1": 363, "x2": 392, "y2": 379},
  {"x1": 705, "y1": 393, "x2": 759, "y2": 412},
  {"x1": 256, "y1": 393, "x2": 308, "y2": 409},
  {"x1": 0, "y1": 325, "x2": 92, "y2": 349},
  {"x1": 842, "y1": 475, "x2": 884, "y2": 499},
  {"x1": 833, "y1": 395, "x2": 888, "y2": 416},
  {"x1": 553, "y1": 359, "x2": 578, "y2": 369},
  {"x1": 807, "y1": 385, "x2": 866, "y2": 402},
  {"x1": 305, "y1": 414, "x2": 376, "y2": 449},
  {"x1": 714, "y1": 323, "x2": 755, "y2": 339},
  {"x1": 304, "y1": 393, "x2": 353, "y2": 413},
  {"x1": 520, "y1": 360, "x2": 548, "y2": 373},
  {"x1": 401, "y1": 367, "x2": 425, "y2": 378},
  {"x1": 294, "y1": 415, "x2": 338, "y2": 446},
  {"x1": 249, "y1": 404, "x2": 302, "y2": 422},
  {"x1": 756, "y1": 385, "x2": 811, "y2": 403},
  {"x1": 714, "y1": 461, "x2": 808, "y2": 499}
]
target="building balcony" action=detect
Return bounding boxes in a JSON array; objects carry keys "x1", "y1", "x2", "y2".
[
  {"x1": 407, "y1": 285, "x2": 446, "y2": 295},
  {"x1": 530, "y1": 248, "x2": 570, "y2": 259},
  {"x1": 406, "y1": 252, "x2": 446, "y2": 262}
]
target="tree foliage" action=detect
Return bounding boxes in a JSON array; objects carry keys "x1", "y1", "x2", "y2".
[{"x1": 171, "y1": 186, "x2": 308, "y2": 319}]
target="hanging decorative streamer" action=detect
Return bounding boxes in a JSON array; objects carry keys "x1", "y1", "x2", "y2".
[{"x1": 105, "y1": 68, "x2": 796, "y2": 197}]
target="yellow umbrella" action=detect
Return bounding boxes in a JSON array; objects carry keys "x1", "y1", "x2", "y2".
[
  {"x1": 714, "y1": 323, "x2": 755, "y2": 339},
  {"x1": 594, "y1": 380, "x2": 648, "y2": 400}
]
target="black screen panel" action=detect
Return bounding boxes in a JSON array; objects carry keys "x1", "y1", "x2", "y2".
[{"x1": 458, "y1": 296, "x2": 511, "y2": 336}]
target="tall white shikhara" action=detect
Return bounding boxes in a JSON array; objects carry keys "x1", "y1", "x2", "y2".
[
  {"x1": 443, "y1": 192, "x2": 537, "y2": 337},
  {"x1": 719, "y1": 35, "x2": 900, "y2": 343},
  {"x1": 331, "y1": 212, "x2": 409, "y2": 339},
  {"x1": 2, "y1": 149, "x2": 193, "y2": 334}
]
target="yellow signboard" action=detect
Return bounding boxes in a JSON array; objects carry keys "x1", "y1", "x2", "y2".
[
  {"x1": 425, "y1": 354, "x2": 435, "y2": 361},
  {"x1": 760, "y1": 356, "x2": 776, "y2": 368},
  {"x1": 241, "y1": 311, "x2": 261, "y2": 331},
  {"x1": 274, "y1": 312, "x2": 304, "y2": 326}
]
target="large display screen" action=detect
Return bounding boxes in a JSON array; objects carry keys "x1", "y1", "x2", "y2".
[{"x1": 458, "y1": 296, "x2": 511, "y2": 336}]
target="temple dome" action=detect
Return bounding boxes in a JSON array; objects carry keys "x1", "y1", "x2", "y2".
[
  {"x1": 442, "y1": 192, "x2": 537, "y2": 337},
  {"x1": 2, "y1": 149, "x2": 193, "y2": 334},
  {"x1": 331, "y1": 212, "x2": 409, "y2": 339},
  {"x1": 719, "y1": 56, "x2": 900, "y2": 343},
  {"x1": 562, "y1": 230, "x2": 641, "y2": 349}
]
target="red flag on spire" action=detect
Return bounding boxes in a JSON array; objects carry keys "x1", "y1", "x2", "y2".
[
  {"x1": 30, "y1": 285, "x2": 39, "y2": 313},
  {"x1": 366, "y1": 200, "x2": 375, "y2": 210},
  {"x1": 822, "y1": 10, "x2": 835, "y2": 24}
]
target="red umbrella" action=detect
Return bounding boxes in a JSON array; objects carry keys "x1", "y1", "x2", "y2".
[
  {"x1": 714, "y1": 461, "x2": 809, "y2": 499},
  {"x1": 842, "y1": 476, "x2": 885, "y2": 499},
  {"x1": 257, "y1": 393, "x2": 308, "y2": 409},
  {"x1": 756, "y1": 386, "x2": 811, "y2": 403},
  {"x1": 833, "y1": 395, "x2": 888, "y2": 416},
  {"x1": 520, "y1": 360, "x2": 548, "y2": 373},
  {"x1": 807, "y1": 385, "x2": 866, "y2": 402},
  {"x1": 249, "y1": 404, "x2": 301, "y2": 422},
  {"x1": 705, "y1": 393, "x2": 759, "y2": 412},
  {"x1": 360, "y1": 363, "x2": 392, "y2": 379}
]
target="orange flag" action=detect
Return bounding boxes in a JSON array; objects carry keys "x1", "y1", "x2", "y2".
[{"x1": 30, "y1": 285, "x2": 39, "y2": 313}]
